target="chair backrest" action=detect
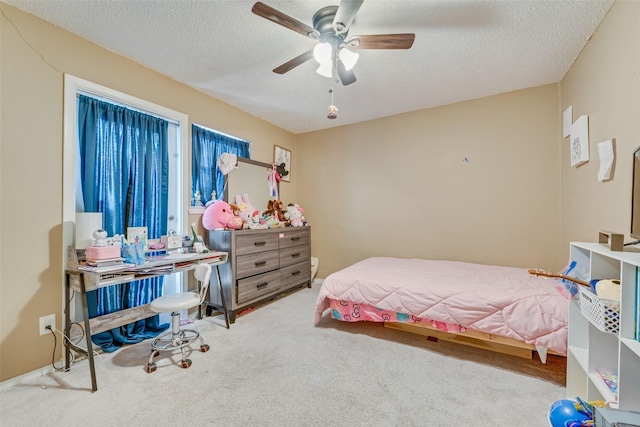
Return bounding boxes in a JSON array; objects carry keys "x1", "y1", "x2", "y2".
[{"x1": 193, "y1": 263, "x2": 212, "y2": 304}]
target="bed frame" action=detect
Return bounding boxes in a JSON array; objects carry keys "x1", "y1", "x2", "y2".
[{"x1": 384, "y1": 322, "x2": 564, "y2": 360}]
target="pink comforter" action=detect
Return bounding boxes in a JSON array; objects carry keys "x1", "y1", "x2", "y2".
[{"x1": 315, "y1": 257, "x2": 568, "y2": 355}]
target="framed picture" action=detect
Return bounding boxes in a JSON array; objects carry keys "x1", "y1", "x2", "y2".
[
  {"x1": 274, "y1": 145, "x2": 291, "y2": 182},
  {"x1": 127, "y1": 226, "x2": 148, "y2": 251},
  {"x1": 570, "y1": 115, "x2": 589, "y2": 167}
]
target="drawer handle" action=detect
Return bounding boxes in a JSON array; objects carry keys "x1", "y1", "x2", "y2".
[
  {"x1": 255, "y1": 261, "x2": 267, "y2": 267},
  {"x1": 291, "y1": 253, "x2": 300, "y2": 258},
  {"x1": 254, "y1": 241, "x2": 266, "y2": 247},
  {"x1": 290, "y1": 237, "x2": 300, "y2": 242},
  {"x1": 291, "y1": 271, "x2": 301, "y2": 276},
  {"x1": 256, "y1": 282, "x2": 268, "y2": 289}
]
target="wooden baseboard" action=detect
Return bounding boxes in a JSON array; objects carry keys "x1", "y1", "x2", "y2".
[{"x1": 384, "y1": 322, "x2": 564, "y2": 360}]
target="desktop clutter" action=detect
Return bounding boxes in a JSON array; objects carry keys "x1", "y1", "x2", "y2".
[
  {"x1": 202, "y1": 193, "x2": 306, "y2": 231},
  {"x1": 83, "y1": 224, "x2": 213, "y2": 268}
]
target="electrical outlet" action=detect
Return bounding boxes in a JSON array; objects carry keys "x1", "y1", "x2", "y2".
[{"x1": 39, "y1": 314, "x2": 55, "y2": 336}]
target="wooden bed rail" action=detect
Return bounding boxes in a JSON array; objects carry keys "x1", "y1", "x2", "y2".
[{"x1": 384, "y1": 322, "x2": 564, "y2": 360}]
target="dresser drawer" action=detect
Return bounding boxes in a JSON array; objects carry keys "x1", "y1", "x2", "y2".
[
  {"x1": 280, "y1": 261, "x2": 311, "y2": 288},
  {"x1": 278, "y1": 229, "x2": 309, "y2": 249},
  {"x1": 236, "y1": 250, "x2": 279, "y2": 279},
  {"x1": 279, "y1": 244, "x2": 310, "y2": 268},
  {"x1": 237, "y1": 270, "x2": 281, "y2": 304},
  {"x1": 235, "y1": 232, "x2": 279, "y2": 256}
]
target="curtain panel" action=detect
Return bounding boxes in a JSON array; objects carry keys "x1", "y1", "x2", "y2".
[
  {"x1": 191, "y1": 124, "x2": 250, "y2": 205},
  {"x1": 77, "y1": 94, "x2": 170, "y2": 352}
]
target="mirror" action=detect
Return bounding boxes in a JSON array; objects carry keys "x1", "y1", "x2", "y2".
[{"x1": 224, "y1": 157, "x2": 276, "y2": 212}]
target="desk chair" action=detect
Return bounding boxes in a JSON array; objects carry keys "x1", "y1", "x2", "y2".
[{"x1": 146, "y1": 263, "x2": 227, "y2": 373}]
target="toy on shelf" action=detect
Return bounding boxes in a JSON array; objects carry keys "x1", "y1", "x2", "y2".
[
  {"x1": 233, "y1": 193, "x2": 257, "y2": 228},
  {"x1": 202, "y1": 199, "x2": 243, "y2": 231},
  {"x1": 247, "y1": 210, "x2": 268, "y2": 230},
  {"x1": 284, "y1": 203, "x2": 305, "y2": 227},
  {"x1": 92, "y1": 229, "x2": 109, "y2": 247},
  {"x1": 190, "y1": 222, "x2": 209, "y2": 253},
  {"x1": 262, "y1": 199, "x2": 286, "y2": 227},
  {"x1": 192, "y1": 190, "x2": 204, "y2": 207}
]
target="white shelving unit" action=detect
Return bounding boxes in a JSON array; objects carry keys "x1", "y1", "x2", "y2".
[{"x1": 566, "y1": 242, "x2": 640, "y2": 411}]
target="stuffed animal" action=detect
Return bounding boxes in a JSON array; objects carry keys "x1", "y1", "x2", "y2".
[
  {"x1": 202, "y1": 199, "x2": 243, "y2": 230},
  {"x1": 264, "y1": 199, "x2": 286, "y2": 222},
  {"x1": 275, "y1": 163, "x2": 289, "y2": 181},
  {"x1": 247, "y1": 210, "x2": 268, "y2": 230},
  {"x1": 233, "y1": 193, "x2": 257, "y2": 226},
  {"x1": 284, "y1": 203, "x2": 305, "y2": 227}
]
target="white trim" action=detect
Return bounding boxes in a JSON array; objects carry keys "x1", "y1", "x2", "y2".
[
  {"x1": 0, "y1": 365, "x2": 56, "y2": 392},
  {"x1": 192, "y1": 122, "x2": 251, "y2": 145}
]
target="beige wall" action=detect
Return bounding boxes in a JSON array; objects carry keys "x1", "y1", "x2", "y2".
[
  {"x1": 560, "y1": 0, "x2": 640, "y2": 248},
  {"x1": 297, "y1": 85, "x2": 563, "y2": 277},
  {"x1": 0, "y1": 3, "x2": 297, "y2": 381}
]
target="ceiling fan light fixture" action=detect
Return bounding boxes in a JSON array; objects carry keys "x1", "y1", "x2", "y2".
[
  {"x1": 313, "y1": 42, "x2": 333, "y2": 64},
  {"x1": 338, "y1": 47, "x2": 359, "y2": 71},
  {"x1": 316, "y1": 61, "x2": 333, "y2": 78}
]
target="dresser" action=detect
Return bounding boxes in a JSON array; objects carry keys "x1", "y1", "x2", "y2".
[{"x1": 207, "y1": 226, "x2": 311, "y2": 323}]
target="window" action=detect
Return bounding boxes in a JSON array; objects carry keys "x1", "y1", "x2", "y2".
[
  {"x1": 191, "y1": 124, "x2": 250, "y2": 205},
  {"x1": 63, "y1": 75, "x2": 189, "y2": 348}
]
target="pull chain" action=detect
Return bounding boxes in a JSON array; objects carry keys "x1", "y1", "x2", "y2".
[{"x1": 327, "y1": 87, "x2": 338, "y2": 119}]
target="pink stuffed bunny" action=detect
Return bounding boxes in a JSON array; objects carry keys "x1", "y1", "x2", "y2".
[
  {"x1": 233, "y1": 193, "x2": 257, "y2": 225},
  {"x1": 202, "y1": 200, "x2": 243, "y2": 230}
]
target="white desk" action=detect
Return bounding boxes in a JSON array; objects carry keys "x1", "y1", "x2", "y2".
[{"x1": 64, "y1": 248, "x2": 228, "y2": 391}]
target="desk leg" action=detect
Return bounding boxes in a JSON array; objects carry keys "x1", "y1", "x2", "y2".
[
  {"x1": 216, "y1": 265, "x2": 230, "y2": 329},
  {"x1": 64, "y1": 274, "x2": 71, "y2": 372},
  {"x1": 79, "y1": 276, "x2": 98, "y2": 392}
]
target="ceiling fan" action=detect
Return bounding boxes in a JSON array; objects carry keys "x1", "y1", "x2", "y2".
[{"x1": 251, "y1": 0, "x2": 415, "y2": 86}]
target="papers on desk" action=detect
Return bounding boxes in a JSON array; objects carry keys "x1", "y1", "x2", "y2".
[
  {"x1": 127, "y1": 263, "x2": 175, "y2": 274},
  {"x1": 77, "y1": 251, "x2": 225, "y2": 275},
  {"x1": 159, "y1": 253, "x2": 200, "y2": 261},
  {"x1": 78, "y1": 263, "x2": 134, "y2": 274}
]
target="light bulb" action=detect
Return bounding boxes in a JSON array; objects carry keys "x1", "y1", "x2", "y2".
[
  {"x1": 316, "y1": 61, "x2": 333, "y2": 78},
  {"x1": 327, "y1": 104, "x2": 338, "y2": 119},
  {"x1": 338, "y1": 47, "x2": 359, "y2": 71},
  {"x1": 313, "y1": 42, "x2": 332, "y2": 64}
]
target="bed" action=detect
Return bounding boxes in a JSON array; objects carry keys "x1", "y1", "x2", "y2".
[{"x1": 315, "y1": 257, "x2": 569, "y2": 362}]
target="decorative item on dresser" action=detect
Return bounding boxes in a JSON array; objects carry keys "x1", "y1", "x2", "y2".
[{"x1": 207, "y1": 226, "x2": 311, "y2": 323}]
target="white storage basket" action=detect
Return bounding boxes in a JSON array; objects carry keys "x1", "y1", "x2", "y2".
[{"x1": 578, "y1": 286, "x2": 620, "y2": 334}]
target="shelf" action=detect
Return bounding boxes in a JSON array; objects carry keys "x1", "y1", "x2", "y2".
[
  {"x1": 588, "y1": 372, "x2": 617, "y2": 404},
  {"x1": 566, "y1": 242, "x2": 640, "y2": 412},
  {"x1": 621, "y1": 337, "x2": 640, "y2": 358},
  {"x1": 568, "y1": 345, "x2": 588, "y2": 372}
]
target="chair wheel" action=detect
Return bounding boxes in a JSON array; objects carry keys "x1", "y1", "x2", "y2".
[
  {"x1": 150, "y1": 350, "x2": 159, "y2": 358},
  {"x1": 181, "y1": 359, "x2": 192, "y2": 369},
  {"x1": 200, "y1": 344, "x2": 210, "y2": 352},
  {"x1": 146, "y1": 363, "x2": 157, "y2": 373}
]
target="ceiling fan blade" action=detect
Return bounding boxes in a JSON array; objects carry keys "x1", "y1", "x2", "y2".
[
  {"x1": 350, "y1": 33, "x2": 416, "y2": 49},
  {"x1": 337, "y1": 60, "x2": 356, "y2": 86},
  {"x1": 273, "y1": 49, "x2": 314, "y2": 74},
  {"x1": 252, "y1": 2, "x2": 315, "y2": 38},
  {"x1": 333, "y1": 0, "x2": 364, "y2": 34}
]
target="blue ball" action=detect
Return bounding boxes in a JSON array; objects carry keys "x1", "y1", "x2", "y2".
[{"x1": 548, "y1": 399, "x2": 590, "y2": 427}]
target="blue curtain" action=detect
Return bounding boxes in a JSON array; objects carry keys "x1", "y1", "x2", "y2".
[
  {"x1": 192, "y1": 124, "x2": 250, "y2": 205},
  {"x1": 77, "y1": 94, "x2": 169, "y2": 352}
]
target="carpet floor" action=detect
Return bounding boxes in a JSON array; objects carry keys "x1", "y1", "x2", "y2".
[{"x1": 0, "y1": 280, "x2": 565, "y2": 426}]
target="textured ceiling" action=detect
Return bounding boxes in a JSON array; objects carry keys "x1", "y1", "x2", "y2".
[{"x1": 4, "y1": 0, "x2": 614, "y2": 134}]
